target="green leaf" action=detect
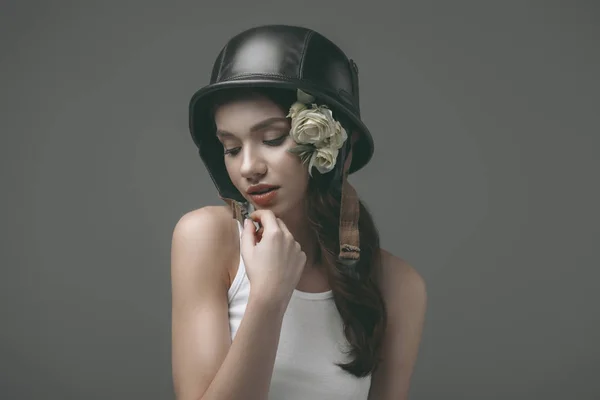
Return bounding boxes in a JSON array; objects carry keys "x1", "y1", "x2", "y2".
[
  {"x1": 299, "y1": 152, "x2": 313, "y2": 165},
  {"x1": 287, "y1": 144, "x2": 315, "y2": 155}
]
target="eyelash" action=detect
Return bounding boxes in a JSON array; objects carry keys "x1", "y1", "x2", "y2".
[{"x1": 223, "y1": 135, "x2": 288, "y2": 156}]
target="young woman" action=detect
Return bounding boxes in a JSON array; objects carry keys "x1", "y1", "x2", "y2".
[{"x1": 171, "y1": 25, "x2": 427, "y2": 400}]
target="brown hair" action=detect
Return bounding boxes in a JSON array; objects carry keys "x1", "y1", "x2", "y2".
[{"x1": 210, "y1": 87, "x2": 387, "y2": 377}]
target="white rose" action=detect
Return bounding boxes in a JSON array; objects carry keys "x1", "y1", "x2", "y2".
[
  {"x1": 308, "y1": 146, "x2": 339, "y2": 176},
  {"x1": 319, "y1": 121, "x2": 348, "y2": 150},
  {"x1": 287, "y1": 101, "x2": 307, "y2": 119},
  {"x1": 290, "y1": 105, "x2": 339, "y2": 145}
]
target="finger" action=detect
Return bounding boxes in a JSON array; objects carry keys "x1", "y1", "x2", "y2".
[
  {"x1": 276, "y1": 218, "x2": 293, "y2": 237},
  {"x1": 250, "y1": 210, "x2": 280, "y2": 234},
  {"x1": 240, "y1": 218, "x2": 256, "y2": 255}
]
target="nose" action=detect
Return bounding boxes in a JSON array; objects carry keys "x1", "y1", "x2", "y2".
[{"x1": 239, "y1": 145, "x2": 267, "y2": 181}]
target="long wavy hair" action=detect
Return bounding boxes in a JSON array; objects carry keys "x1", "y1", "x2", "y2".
[{"x1": 210, "y1": 87, "x2": 387, "y2": 377}]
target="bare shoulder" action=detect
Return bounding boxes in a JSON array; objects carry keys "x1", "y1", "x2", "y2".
[
  {"x1": 378, "y1": 248, "x2": 427, "y2": 306},
  {"x1": 172, "y1": 205, "x2": 237, "y2": 239},
  {"x1": 171, "y1": 205, "x2": 239, "y2": 288},
  {"x1": 367, "y1": 249, "x2": 427, "y2": 399},
  {"x1": 170, "y1": 205, "x2": 240, "y2": 399}
]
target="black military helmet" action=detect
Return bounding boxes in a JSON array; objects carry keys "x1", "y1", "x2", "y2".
[{"x1": 188, "y1": 24, "x2": 373, "y2": 203}]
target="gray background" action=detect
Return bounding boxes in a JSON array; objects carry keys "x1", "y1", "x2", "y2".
[{"x1": 1, "y1": 1, "x2": 598, "y2": 399}]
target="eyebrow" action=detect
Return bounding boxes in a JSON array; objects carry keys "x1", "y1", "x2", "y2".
[{"x1": 216, "y1": 117, "x2": 289, "y2": 139}]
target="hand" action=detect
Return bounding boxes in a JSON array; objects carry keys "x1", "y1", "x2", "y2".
[{"x1": 240, "y1": 210, "x2": 307, "y2": 307}]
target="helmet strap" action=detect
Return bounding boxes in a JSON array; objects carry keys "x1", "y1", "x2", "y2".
[{"x1": 336, "y1": 138, "x2": 361, "y2": 267}]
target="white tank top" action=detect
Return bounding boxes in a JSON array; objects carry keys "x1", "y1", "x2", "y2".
[{"x1": 228, "y1": 221, "x2": 372, "y2": 399}]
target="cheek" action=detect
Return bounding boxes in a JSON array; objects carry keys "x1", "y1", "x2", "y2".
[
  {"x1": 277, "y1": 148, "x2": 306, "y2": 175},
  {"x1": 267, "y1": 148, "x2": 307, "y2": 184},
  {"x1": 282, "y1": 154, "x2": 310, "y2": 188},
  {"x1": 270, "y1": 143, "x2": 299, "y2": 166},
  {"x1": 223, "y1": 157, "x2": 242, "y2": 184}
]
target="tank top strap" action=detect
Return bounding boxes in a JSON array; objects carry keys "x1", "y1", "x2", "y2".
[{"x1": 227, "y1": 220, "x2": 246, "y2": 302}]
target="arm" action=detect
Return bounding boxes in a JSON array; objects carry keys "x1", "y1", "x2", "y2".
[
  {"x1": 170, "y1": 207, "x2": 286, "y2": 400},
  {"x1": 367, "y1": 250, "x2": 428, "y2": 400}
]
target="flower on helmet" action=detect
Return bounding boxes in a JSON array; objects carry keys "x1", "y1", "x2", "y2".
[{"x1": 287, "y1": 89, "x2": 348, "y2": 176}]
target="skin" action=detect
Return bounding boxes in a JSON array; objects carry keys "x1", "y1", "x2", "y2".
[{"x1": 170, "y1": 93, "x2": 427, "y2": 400}]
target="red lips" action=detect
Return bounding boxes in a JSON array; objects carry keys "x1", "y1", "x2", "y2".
[
  {"x1": 247, "y1": 184, "x2": 280, "y2": 207},
  {"x1": 247, "y1": 184, "x2": 279, "y2": 195}
]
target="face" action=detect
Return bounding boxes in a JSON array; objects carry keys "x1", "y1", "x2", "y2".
[{"x1": 214, "y1": 94, "x2": 310, "y2": 218}]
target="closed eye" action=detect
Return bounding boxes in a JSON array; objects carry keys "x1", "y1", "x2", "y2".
[
  {"x1": 263, "y1": 134, "x2": 288, "y2": 146},
  {"x1": 224, "y1": 147, "x2": 240, "y2": 156},
  {"x1": 223, "y1": 134, "x2": 288, "y2": 156}
]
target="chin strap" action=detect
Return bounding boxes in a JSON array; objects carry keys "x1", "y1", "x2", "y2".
[
  {"x1": 222, "y1": 196, "x2": 245, "y2": 224},
  {"x1": 336, "y1": 134, "x2": 361, "y2": 269},
  {"x1": 338, "y1": 171, "x2": 361, "y2": 266},
  {"x1": 338, "y1": 59, "x2": 362, "y2": 267}
]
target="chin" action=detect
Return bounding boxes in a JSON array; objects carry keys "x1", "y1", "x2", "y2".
[
  {"x1": 253, "y1": 202, "x2": 282, "y2": 214},
  {"x1": 253, "y1": 202, "x2": 291, "y2": 219}
]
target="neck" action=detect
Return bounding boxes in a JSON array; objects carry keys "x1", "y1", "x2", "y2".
[{"x1": 279, "y1": 206, "x2": 321, "y2": 269}]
